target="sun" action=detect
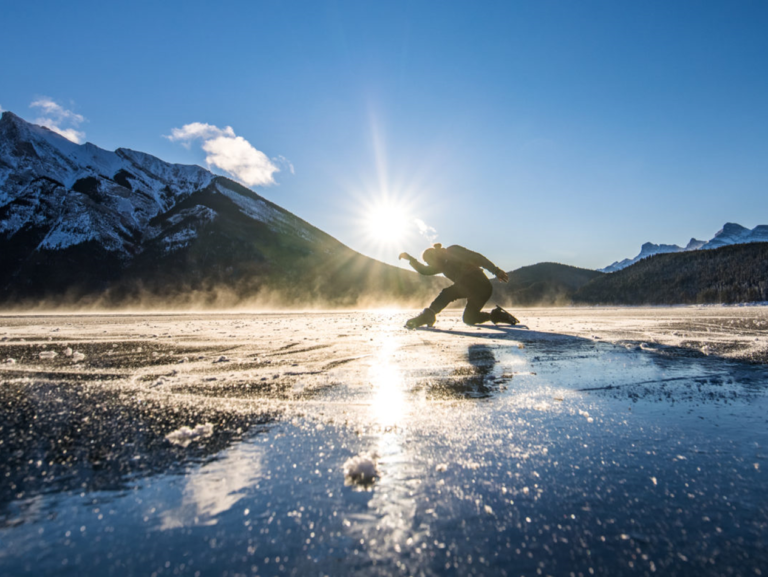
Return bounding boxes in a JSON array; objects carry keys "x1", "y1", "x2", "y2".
[{"x1": 363, "y1": 198, "x2": 412, "y2": 247}]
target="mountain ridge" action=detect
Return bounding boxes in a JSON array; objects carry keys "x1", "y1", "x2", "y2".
[
  {"x1": 0, "y1": 111, "x2": 445, "y2": 308},
  {"x1": 600, "y1": 222, "x2": 768, "y2": 273}
]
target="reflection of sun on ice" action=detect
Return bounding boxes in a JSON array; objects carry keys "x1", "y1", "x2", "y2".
[
  {"x1": 371, "y1": 362, "x2": 406, "y2": 429},
  {"x1": 369, "y1": 333, "x2": 407, "y2": 429}
]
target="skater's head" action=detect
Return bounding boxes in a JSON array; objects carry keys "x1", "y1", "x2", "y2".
[{"x1": 422, "y1": 243, "x2": 443, "y2": 265}]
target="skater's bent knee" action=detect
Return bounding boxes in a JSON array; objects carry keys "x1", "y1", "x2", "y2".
[{"x1": 462, "y1": 310, "x2": 486, "y2": 325}]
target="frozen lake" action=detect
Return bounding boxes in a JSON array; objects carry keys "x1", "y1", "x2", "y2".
[{"x1": 1, "y1": 307, "x2": 767, "y2": 576}]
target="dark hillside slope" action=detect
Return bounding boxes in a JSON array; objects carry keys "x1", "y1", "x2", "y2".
[
  {"x1": 492, "y1": 262, "x2": 604, "y2": 307},
  {"x1": 573, "y1": 242, "x2": 768, "y2": 305},
  {"x1": 117, "y1": 181, "x2": 448, "y2": 308}
]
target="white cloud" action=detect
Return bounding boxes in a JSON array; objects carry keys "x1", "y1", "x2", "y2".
[
  {"x1": 274, "y1": 155, "x2": 295, "y2": 175},
  {"x1": 415, "y1": 218, "x2": 438, "y2": 242},
  {"x1": 166, "y1": 122, "x2": 280, "y2": 187},
  {"x1": 29, "y1": 97, "x2": 86, "y2": 143},
  {"x1": 167, "y1": 122, "x2": 235, "y2": 146}
]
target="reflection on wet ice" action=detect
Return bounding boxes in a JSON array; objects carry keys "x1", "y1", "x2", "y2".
[
  {"x1": 368, "y1": 331, "x2": 407, "y2": 431},
  {"x1": 158, "y1": 444, "x2": 264, "y2": 529},
  {"x1": 349, "y1": 327, "x2": 421, "y2": 557}
]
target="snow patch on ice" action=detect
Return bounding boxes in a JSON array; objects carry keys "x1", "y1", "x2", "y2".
[
  {"x1": 166, "y1": 423, "x2": 215, "y2": 447},
  {"x1": 343, "y1": 452, "x2": 379, "y2": 487}
]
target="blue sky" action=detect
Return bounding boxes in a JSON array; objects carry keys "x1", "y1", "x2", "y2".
[{"x1": 2, "y1": 0, "x2": 767, "y2": 271}]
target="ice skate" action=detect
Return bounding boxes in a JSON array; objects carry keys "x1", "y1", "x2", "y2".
[
  {"x1": 405, "y1": 308, "x2": 436, "y2": 329},
  {"x1": 490, "y1": 305, "x2": 519, "y2": 326}
]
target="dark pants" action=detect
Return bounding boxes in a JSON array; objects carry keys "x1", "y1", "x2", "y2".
[{"x1": 429, "y1": 271, "x2": 493, "y2": 325}]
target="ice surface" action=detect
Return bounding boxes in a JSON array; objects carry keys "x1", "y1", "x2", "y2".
[{"x1": 1, "y1": 307, "x2": 767, "y2": 577}]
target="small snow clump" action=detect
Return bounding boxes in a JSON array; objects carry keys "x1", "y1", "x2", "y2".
[
  {"x1": 343, "y1": 453, "x2": 379, "y2": 487},
  {"x1": 39, "y1": 351, "x2": 58, "y2": 360},
  {"x1": 166, "y1": 423, "x2": 215, "y2": 447},
  {"x1": 63, "y1": 347, "x2": 73, "y2": 357},
  {"x1": 72, "y1": 352, "x2": 85, "y2": 362}
]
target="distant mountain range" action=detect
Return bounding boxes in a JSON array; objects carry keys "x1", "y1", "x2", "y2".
[
  {"x1": 576, "y1": 242, "x2": 768, "y2": 305},
  {"x1": 2, "y1": 110, "x2": 766, "y2": 310},
  {"x1": 0, "y1": 111, "x2": 443, "y2": 307},
  {"x1": 601, "y1": 223, "x2": 768, "y2": 272}
]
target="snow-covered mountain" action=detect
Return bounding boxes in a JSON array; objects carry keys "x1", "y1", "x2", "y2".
[
  {"x1": 600, "y1": 224, "x2": 768, "y2": 273},
  {"x1": 0, "y1": 111, "x2": 217, "y2": 255},
  {"x1": 0, "y1": 111, "x2": 438, "y2": 306}
]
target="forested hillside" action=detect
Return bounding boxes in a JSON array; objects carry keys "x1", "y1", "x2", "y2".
[
  {"x1": 574, "y1": 243, "x2": 768, "y2": 305},
  {"x1": 492, "y1": 262, "x2": 604, "y2": 307}
]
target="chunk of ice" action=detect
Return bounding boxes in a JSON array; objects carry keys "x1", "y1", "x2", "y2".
[
  {"x1": 72, "y1": 352, "x2": 85, "y2": 362},
  {"x1": 165, "y1": 423, "x2": 215, "y2": 447},
  {"x1": 343, "y1": 453, "x2": 379, "y2": 487},
  {"x1": 39, "y1": 351, "x2": 58, "y2": 359}
]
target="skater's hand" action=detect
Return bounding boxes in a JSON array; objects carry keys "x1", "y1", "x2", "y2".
[
  {"x1": 399, "y1": 252, "x2": 414, "y2": 261},
  {"x1": 496, "y1": 271, "x2": 509, "y2": 283}
]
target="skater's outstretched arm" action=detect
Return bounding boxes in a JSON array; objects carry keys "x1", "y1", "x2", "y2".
[
  {"x1": 447, "y1": 246, "x2": 509, "y2": 282},
  {"x1": 399, "y1": 252, "x2": 439, "y2": 275}
]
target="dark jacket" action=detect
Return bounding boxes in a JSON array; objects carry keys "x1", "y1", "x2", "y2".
[{"x1": 408, "y1": 245, "x2": 504, "y2": 283}]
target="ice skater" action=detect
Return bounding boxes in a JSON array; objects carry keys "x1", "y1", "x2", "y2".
[{"x1": 399, "y1": 243, "x2": 520, "y2": 329}]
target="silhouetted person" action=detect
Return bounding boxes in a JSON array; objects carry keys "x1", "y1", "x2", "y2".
[{"x1": 399, "y1": 243, "x2": 519, "y2": 329}]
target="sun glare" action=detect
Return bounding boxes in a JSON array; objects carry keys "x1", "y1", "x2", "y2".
[{"x1": 364, "y1": 199, "x2": 411, "y2": 247}]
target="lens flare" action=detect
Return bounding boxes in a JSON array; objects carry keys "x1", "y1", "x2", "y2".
[{"x1": 364, "y1": 199, "x2": 411, "y2": 247}]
